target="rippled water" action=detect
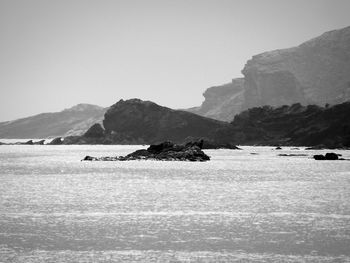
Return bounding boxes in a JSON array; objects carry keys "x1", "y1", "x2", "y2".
[{"x1": 0, "y1": 145, "x2": 349, "y2": 262}]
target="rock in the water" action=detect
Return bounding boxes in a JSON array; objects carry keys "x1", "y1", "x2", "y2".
[
  {"x1": 313, "y1": 154, "x2": 326, "y2": 160},
  {"x1": 313, "y1": 152, "x2": 339, "y2": 160},
  {"x1": 83, "y1": 155, "x2": 95, "y2": 161},
  {"x1": 325, "y1": 152, "x2": 339, "y2": 160},
  {"x1": 82, "y1": 141, "x2": 210, "y2": 162},
  {"x1": 275, "y1": 146, "x2": 282, "y2": 150}
]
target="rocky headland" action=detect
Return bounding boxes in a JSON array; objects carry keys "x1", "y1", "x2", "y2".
[
  {"x1": 59, "y1": 99, "x2": 231, "y2": 145},
  {"x1": 187, "y1": 26, "x2": 350, "y2": 121},
  {"x1": 43, "y1": 100, "x2": 350, "y2": 149},
  {"x1": 214, "y1": 102, "x2": 350, "y2": 148},
  {"x1": 1, "y1": 26, "x2": 350, "y2": 149},
  {"x1": 2, "y1": 100, "x2": 349, "y2": 150}
]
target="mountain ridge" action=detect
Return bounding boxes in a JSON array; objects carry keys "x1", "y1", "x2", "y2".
[
  {"x1": 0, "y1": 103, "x2": 107, "y2": 139},
  {"x1": 187, "y1": 25, "x2": 350, "y2": 121},
  {"x1": 61, "y1": 98, "x2": 230, "y2": 145}
]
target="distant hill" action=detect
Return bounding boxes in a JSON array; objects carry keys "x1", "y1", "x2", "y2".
[
  {"x1": 61, "y1": 100, "x2": 350, "y2": 148},
  {"x1": 0, "y1": 104, "x2": 106, "y2": 139},
  {"x1": 214, "y1": 102, "x2": 350, "y2": 147},
  {"x1": 187, "y1": 26, "x2": 350, "y2": 121},
  {"x1": 62, "y1": 99, "x2": 229, "y2": 144}
]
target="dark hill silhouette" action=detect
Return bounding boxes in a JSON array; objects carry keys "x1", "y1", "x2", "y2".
[
  {"x1": 214, "y1": 102, "x2": 350, "y2": 148},
  {"x1": 61, "y1": 99, "x2": 230, "y2": 144}
]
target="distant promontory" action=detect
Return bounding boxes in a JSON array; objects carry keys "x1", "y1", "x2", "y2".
[{"x1": 187, "y1": 26, "x2": 350, "y2": 121}]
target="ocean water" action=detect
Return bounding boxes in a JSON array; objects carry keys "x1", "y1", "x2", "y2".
[{"x1": 0, "y1": 145, "x2": 349, "y2": 262}]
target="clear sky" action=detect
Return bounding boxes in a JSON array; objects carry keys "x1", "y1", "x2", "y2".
[{"x1": 1, "y1": 0, "x2": 350, "y2": 121}]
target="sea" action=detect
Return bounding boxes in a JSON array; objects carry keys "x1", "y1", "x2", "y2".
[{"x1": 0, "y1": 142, "x2": 349, "y2": 262}]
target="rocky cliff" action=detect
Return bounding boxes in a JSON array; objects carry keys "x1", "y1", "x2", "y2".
[
  {"x1": 0, "y1": 104, "x2": 106, "y2": 138},
  {"x1": 187, "y1": 78, "x2": 245, "y2": 122},
  {"x1": 62, "y1": 99, "x2": 229, "y2": 144},
  {"x1": 188, "y1": 26, "x2": 350, "y2": 121},
  {"x1": 242, "y1": 26, "x2": 350, "y2": 109}
]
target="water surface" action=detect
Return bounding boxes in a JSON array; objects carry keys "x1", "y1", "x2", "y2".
[{"x1": 0, "y1": 145, "x2": 349, "y2": 262}]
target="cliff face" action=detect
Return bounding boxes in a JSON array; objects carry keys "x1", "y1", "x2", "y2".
[
  {"x1": 187, "y1": 78, "x2": 245, "y2": 122},
  {"x1": 0, "y1": 104, "x2": 106, "y2": 139},
  {"x1": 242, "y1": 26, "x2": 350, "y2": 108},
  {"x1": 189, "y1": 26, "x2": 350, "y2": 121},
  {"x1": 101, "y1": 99, "x2": 228, "y2": 144}
]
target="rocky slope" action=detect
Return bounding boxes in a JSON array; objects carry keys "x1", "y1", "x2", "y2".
[
  {"x1": 215, "y1": 102, "x2": 350, "y2": 147},
  {"x1": 62, "y1": 99, "x2": 229, "y2": 144},
  {"x1": 0, "y1": 104, "x2": 106, "y2": 139},
  {"x1": 187, "y1": 78, "x2": 245, "y2": 122},
  {"x1": 188, "y1": 26, "x2": 350, "y2": 121},
  {"x1": 242, "y1": 26, "x2": 350, "y2": 109}
]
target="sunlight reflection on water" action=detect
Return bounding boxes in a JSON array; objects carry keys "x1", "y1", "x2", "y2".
[{"x1": 0, "y1": 145, "x2": 349, "y2": 262}]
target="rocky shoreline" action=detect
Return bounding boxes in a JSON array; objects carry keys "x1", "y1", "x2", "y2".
[{"x1": 82, "y1": 141, "x2": 210, "y2": 162}]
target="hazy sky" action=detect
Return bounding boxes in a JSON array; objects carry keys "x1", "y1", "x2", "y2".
[{"x1": 1, "y1": 0, "x2": 350, "y2": 121}]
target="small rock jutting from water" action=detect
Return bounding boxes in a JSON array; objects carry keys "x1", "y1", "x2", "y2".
[
  {"x1": 275, "y1": 146, "x2": 282, "y2": 150},
  {"x1": 313, "y1": 152, "x2": 340, "y2": 160},
  {"x1": 82, "y1": 140, "x2": 210, "y2": 162}
]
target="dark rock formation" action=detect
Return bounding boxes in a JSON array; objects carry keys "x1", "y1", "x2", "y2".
[
  {"x1": 313, "y1": 155, "x2": 326, "y2": 160},
  {"x1": 214, "y1": 102, "x2": 350, "y2": 148},
  {"x1": 325, "y1": 153, "x2": 339, "y2": 160},
  {"x1": 313, "y1": 153, "x2": 339, "y2": 160},
  {"x1": 49, "y1": 137, "x2": 63, "y2": 145},
  {"x1": 83, "y1": 123, "x2": 105, "y2": 138},
  {"x1": 33, "y1": 140, "x2": 45, "y2": 145},
  {"x1": 99, "y1": 99, "x2": 229, "y2": 144},
  {"x1": 58, "y1": 99, "x2": 230, "y2": 145},
  {"x1": 0, "y1": 104, "x2": 106, "y2": 139},
  {"x1": 82, "y1": 141, "x2": 210, "y2": 162},
  {"x1": 187, "y1": 78, "x2": 245, "y2": 122}
]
